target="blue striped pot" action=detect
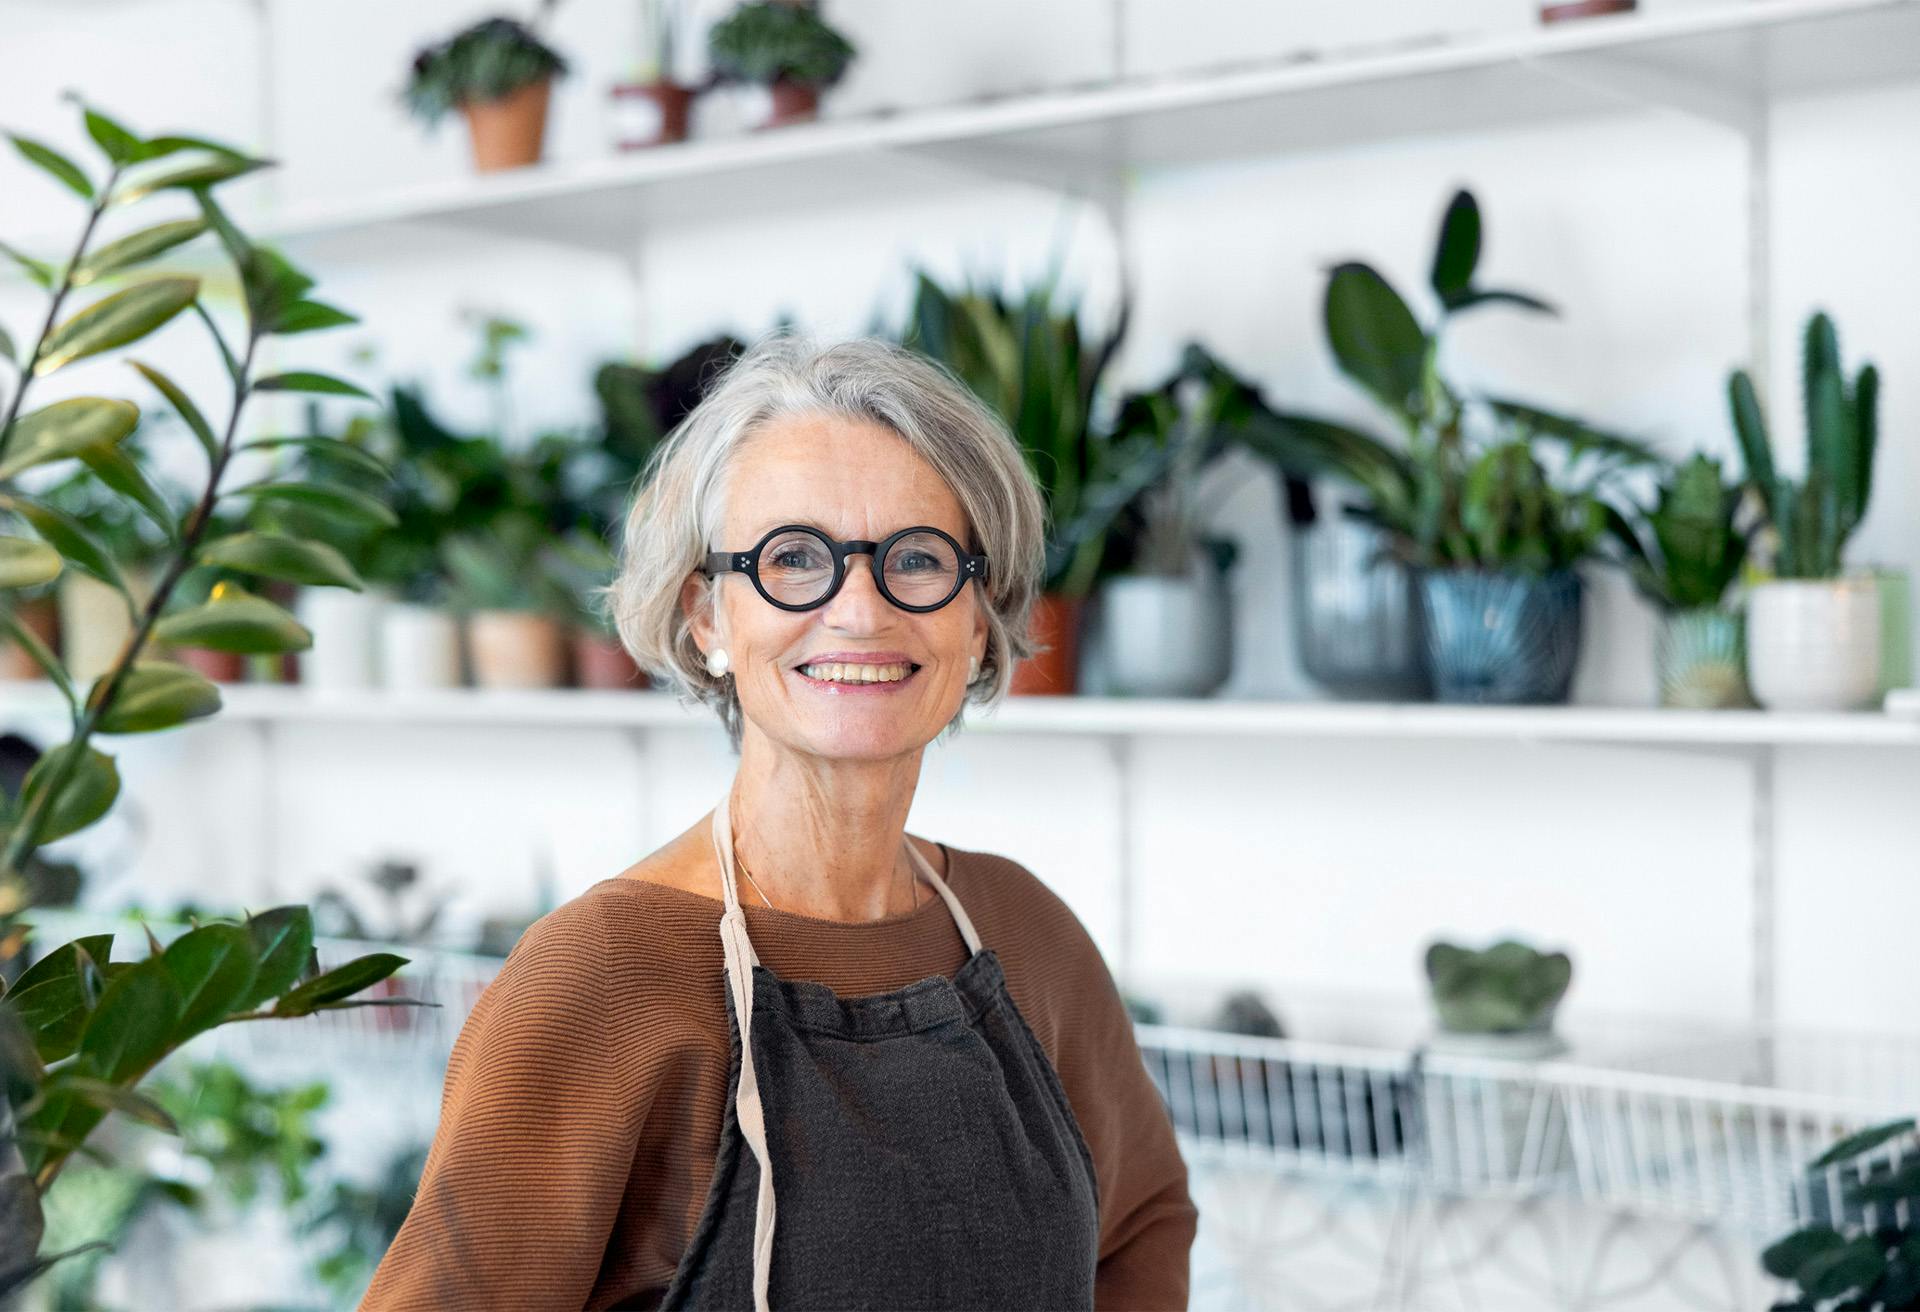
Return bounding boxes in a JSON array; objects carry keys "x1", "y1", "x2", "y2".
[
  {"x1": 1654, "y1": 606, "x2": 1752, "y2": 709},
  {"x1": 1418, "y1": 568, "x2": 1584, "y2": 705}
]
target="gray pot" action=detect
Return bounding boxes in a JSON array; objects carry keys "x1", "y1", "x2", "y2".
[
  {"x1": 1654, "y1": 606, "x2": 1752, "y2": 709},
  {"x1": 1097, "y1": 563, "x2": 1232, "y2": 697},
  {"x1": 1419, "y1": 568, "x2": 1583, "y2": 705},
  {"x1": 1288, "y1": 509, "x2": 1429, "y2": 700}
]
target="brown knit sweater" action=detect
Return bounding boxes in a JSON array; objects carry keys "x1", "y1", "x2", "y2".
[{"x1": 360, "y1": 844, "x2": 1198, "y2": 1311}]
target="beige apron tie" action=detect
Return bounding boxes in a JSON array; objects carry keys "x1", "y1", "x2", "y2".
[{"x1": 709, "y1": 789, "x2": 981, "y2": 1311}]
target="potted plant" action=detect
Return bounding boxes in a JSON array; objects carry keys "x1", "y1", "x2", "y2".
[
  {"x1": 0, "y1": 101, "x2": 415, "y2": 1298},
  {"x1": 1423, "y1": 937, "x2": 1573, "y2": 1059},
  {"x1": 609, "y1": 0, "x2": 699, "y2": 148},
  {"x1": 404, "y1": 9, "x2": 570, "y2": 172},
  {"x1": 1762, "y1": 1118, "x2": 1920, "y2": 1308},
  {"x1": 1731, "y1": 311, "x2": 1883, "y2": 712},
  {"x1": 898, "y1": 268, "x2": 1129, "y2": 695},
  {"x1": 1609, "y1": 454, "x2": 1756, "y2": 708},
  {"x1": 1085, "y1": 345, "x2": 1250, "y2": 697},
  {"x1": 1236, "y1": 189, "x2": 1655, "y2": 704},
  {"x1": 707, "y1": 0, "x2": 857, "y2": 128},
  {"x1": 445, "y1": 512, "x2": 576, "y2": 689}
]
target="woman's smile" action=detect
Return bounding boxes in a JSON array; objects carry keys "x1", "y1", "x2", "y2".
[{"x1": 791, "y1": 656, "x2": 925, "y2": 694}]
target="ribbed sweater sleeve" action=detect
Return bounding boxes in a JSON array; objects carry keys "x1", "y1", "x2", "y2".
[{"x1": 359, "y1": 898, "x2": 643, "y2": 1311}]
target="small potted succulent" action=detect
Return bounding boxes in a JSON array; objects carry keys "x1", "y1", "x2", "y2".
[
  {"x1": 404, "y1": 10, "x2": 570, "y2": 171},
  {"x1": 707, "y1": 0, "x2": 857, "y2": 128},
  {"x1": 1610, "y1": 453, "x2": 1756, "y2": 708},
  {"x1": 609, "y1": 0, "x2": 699, "y2": 148},
  {"x1": 445, "y1": 512, "x2": 577, "y2": 689},
  {"x1": 1731, "y1": 310, "x2": 1883, "y2": 711},
  {"x1": 1424, "y1": 937, "x2": 1574, "y2": 1059}
]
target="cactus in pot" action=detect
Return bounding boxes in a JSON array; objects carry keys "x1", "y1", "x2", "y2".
[
  {"x1": 1425, "y1": 938, "x2": 1572, "y2": 1041},
  {"x1": 1730, "y1": 311, "x2": 1885, "y2": 710}
]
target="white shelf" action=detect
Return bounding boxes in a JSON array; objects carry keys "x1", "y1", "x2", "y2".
[
  {"x1": 262, "y1": 0, "x2": 1920, "y2": 255},
  {"x1": 6, "y1": 681, "x2": 1918, "y2": 747}
]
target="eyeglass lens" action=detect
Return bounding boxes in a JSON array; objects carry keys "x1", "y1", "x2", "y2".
[{"x1": 758, "y1": 528, "x2": 960, "y2": 607}]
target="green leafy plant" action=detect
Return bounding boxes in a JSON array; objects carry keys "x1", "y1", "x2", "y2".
[
  {"x1": 897, "y1": 267, "x2": 1130, "y2": 597},
  {"x1": 1729, "y1": 311, "x2": 1878, "y2": 580},
  {"x1": 1762, "y1": 1119, "x2": 1920, "y2": 1310},
  {"x1": 1608, "y1": 453, "x2": 1752, "y2": 611},
  {"x1": 0, "y1": 101, "x2": 420, "y2": 1295},
  {"x1": 1233, "y1": 189, "x2": 1655, "y2": 574},
  {"x1": 1424, "y1": 938, "x2": 1572, "y2": 1034},
  {"x1": 404, "y1": 13, "x2": 570, "y2": 126},
  {"x1": 303, "y1": 1141, "x2": 429, "y2": 1304},
  {"x1": 708, "y1": 1, "x2": 857, "y2": 87}
]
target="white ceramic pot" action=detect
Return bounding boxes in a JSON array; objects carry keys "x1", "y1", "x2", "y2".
[
  {"x1": 294, "y1": 587, "x2": 383, "y2": 690},
  {"x1": 466, "y1": 609, "x2": 569, "y2": 689},
  {"x1": 1746, "y1": 576, "x2": 1883, "y2": 711},
  {"x1": 379, "y1": 601, "x2": 464, "y2": 690},
  {"x1": 1097, "y1": 565, "x2": 1233, "y2": 698}
]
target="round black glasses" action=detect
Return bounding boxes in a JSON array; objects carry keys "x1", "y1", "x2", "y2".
[{"x1": 702, "y1": 524, "x2": 990, "y2": 614}]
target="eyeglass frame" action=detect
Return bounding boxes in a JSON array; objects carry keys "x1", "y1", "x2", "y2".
[{"x1": 701, "y1": 522, "x2": 990, "y2": 614}]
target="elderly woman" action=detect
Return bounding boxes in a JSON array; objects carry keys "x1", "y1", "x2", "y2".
[{"x1": 362, "y1": 334, "x2": 1197, "y2": 1311}]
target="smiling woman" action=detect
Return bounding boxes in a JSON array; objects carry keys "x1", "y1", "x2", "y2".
[{"x1": 359, "y1": 333, "x2": 1198, "y2": 1312}]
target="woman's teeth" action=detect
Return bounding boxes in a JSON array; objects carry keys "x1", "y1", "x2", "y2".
[{"x1": 798, "y1": 661, "x2": 915, "y2": 684}]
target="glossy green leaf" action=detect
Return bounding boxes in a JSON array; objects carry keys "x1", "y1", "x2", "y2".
[
  {"x1": 1324, "y1": 262, "x2": 1427, "y2": 420},
  {"x1": 135, "y1": 133, "x2": 250, "y2": 162},
  {"x1": 113, "y1": 151, "x2": 269, "y2": 204},
  {"x1": 90, "y1": 661, "x2": 222, "y2": 734},
  {"x1": 1430, "y1": 190, "x2": 1481, "y2": 302},
  {"x1": 237, "y1": 906, "x2": 314, "y2": 1011},
  {"x1": 54, "y1": 1074, "x2": 179, "y2": 1132},
  {"x1": 76, "y1": 955, "x2": 180, "y2": 1083},
  {"x1": 244, "y1": 434, "x2": 390, "y2": 479},
  {"x1": 82, "y1": 108, "x2": 142, "y2": 166},
  {"x1": 1762, "y1": 1225, "x2": 1846, "y2": 1280},
  {"x1": 129, "y1": 359, "x2": 218, "y2": 462},
  {"x1": 0, "y1": 536, "x2": 63, "y2": 588},
  {"x1": 9, "y1": 934, "x2": 113, "y2": 999},
  {"x1": 9, "y1": 974, "x2": 89, "y2": 1064},
  {"x1": 0, "y1": 239, "x2": 55, "y2": 289},
  {"x1": 79, "y1": 441, "x2": 177, "y2": 538},
  {"x1": 33, "y1": 277, "x2": 199, "y2": 376},
  {"x1": 1811, "y1": 1118, "x2": 1917, "y2": 1169},
  {"x1": 272, "y1": 952, "x2": 408, "y2": 1017},
  {"x1": 72, "y1": 218, "x2": 208, "y2": 286},
  {"x1": 229, "y1": 480, "x2": 397, "y2": 529},
  {"x1": 20, "y1": 742, "x2": 120, "y2": 843},
  {"x1": 3, "y1": 494, "x2": 132, "y2": 598},
  {"x1": 269, "y1": 299, "x2": 358, "y2": 336},
  {"x1": 0, "y1": 397, "x2": 139, "y2": 479},
  {"x1": 71, "y1": 943, "x2": 104, "y2": 1011},
  {"x1": 239, "y1": 247, "x2": 314, "y2": 330},
  {"x1": 7, "y1": 134, "x2": 92, "y2": 200},
  {"x1": 160, "y1": 922, "x2": 256, "y2": 1041},
  {"x1": 199, "y1": 531, "x2": 364, "y2": 590},
  {"x1": 151, "y1": 585, "x2": 311, "y2": 654},
  {"x1": 251, "y1": 370, "x2": 371, "y2": 400}
]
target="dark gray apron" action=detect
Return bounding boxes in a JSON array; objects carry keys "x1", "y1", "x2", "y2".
[{"x1": 657, "y1": 788, "x2": 1100, "y2": 1311}]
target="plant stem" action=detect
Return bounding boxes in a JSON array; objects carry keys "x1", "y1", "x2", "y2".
[{"x1": 0, "y1": 166, "x2": 122, "y2": 464}]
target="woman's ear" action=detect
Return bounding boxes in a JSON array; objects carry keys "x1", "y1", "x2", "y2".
[{"x1": 681, "y1": 572, "x2": 716, "y2": 653}]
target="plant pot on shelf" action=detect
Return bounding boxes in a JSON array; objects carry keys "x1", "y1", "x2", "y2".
[
  {"x1": 461, "y1": 78, "x2": 553, "y2": 171},
  {"x1": 573, "y1": 626, "x2": 648, "y2": 689},
  {"x1": 1746, "y1": 575, "x2": 1882, "y2": 711},
  {"x1": 466, "y1": 609, "x2": 569, "y2": 689},
  {"x1": 0, "y1": 594, "x2": 59, "y2": 680},
  {"x1": 1654, "y1": 605, "x2": 1752, "y2": 709},
  {"x1": 1287, "y1": 485, "x2": 1429, "y2": 701},
  {"x1": 1097, "y1": 558, "x2": 1233, "y2": 698},
  {"x1": 765, "y1": 76, "x2": 820, "y2": 127},
  {"x1": 1009, "y1": 592, "x2": 1085, "y2": 696},
  {"x1": 1540, "y1": 0, "x2": 1635, "y2": 20},
  {"x1": 58, "y1": 568, "x2": 155, "y2": 689},
  {"x1": 378, "y1": 601, "x2": 463, "y2": 691},
  {"x1": 294, "y1": 588, "x2": 383, "y2": 691},
  {"x1": 168, "y1": 646, "x2": 247, "y2": 683},
  {"x1": 1418, "y1": 567, "x2": 1583, "y2": 705},
  {"x1": 610, "y1": 79, "x2": 694, "y2": 148}
]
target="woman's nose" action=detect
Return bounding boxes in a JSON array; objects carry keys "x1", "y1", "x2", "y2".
[{"x1": 822, "y1": 552, "x2": 892, "y2": 619}]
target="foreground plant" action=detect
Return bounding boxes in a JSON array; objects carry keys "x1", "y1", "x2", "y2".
[
  {"x1": 0, "y1": 100, "x2": 418, "y2": 1294},
  {"x1": 1763, "y1": 1118, "x2": 1920, "y2": 1310}
]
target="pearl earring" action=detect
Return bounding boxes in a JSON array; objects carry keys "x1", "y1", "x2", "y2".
[{"x1": 707, "y1": 648, "x2": 730, "y2": 677}]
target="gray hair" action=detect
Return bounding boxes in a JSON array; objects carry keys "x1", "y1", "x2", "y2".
[{"x1": 601, "y1": 331, "x2": 1047, "y2": 753}]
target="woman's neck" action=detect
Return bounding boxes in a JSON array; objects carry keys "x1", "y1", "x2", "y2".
[{"x1": 724, "y1": 734, "x2": 928, "y2": 922}]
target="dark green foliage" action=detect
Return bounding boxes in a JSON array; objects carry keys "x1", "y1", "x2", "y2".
[
  {"x1": 708, "y1": 1, "x2": 857, "y2": 87},
  {"x1": 1609, "y1": 454, "x2": 1752, "y2": 610},
  {"x1": 1763, "y1": 1119, "x2": 1920, "y2": 1310},
  {"x1": 1424, "y1": 938, "x2": 1572, "y2": 1033},
  {"x1": 405, "y1": 17, "x2": 569, "y2": 126},
  {"x1": 1728, "y1": 311, "x2": 1878, "y2": 579}
]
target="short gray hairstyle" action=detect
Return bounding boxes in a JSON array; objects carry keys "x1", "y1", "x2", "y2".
[{"x1": 602, "y1": 331, "x2": 1047, "y2": 753}]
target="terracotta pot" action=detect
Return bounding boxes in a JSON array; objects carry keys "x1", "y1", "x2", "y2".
[
  {"x1": 467, "y1": 610, "x2": 569, "y2": 689},
  {"x1": 1009, "y1": 593, "x2": 1085, "y2": 695},
  {"x1": 170, "y1": 647, "x2": 247, "y2": 683},
  {"x1": 460, "y1": 78, "x2": 552, "y2": 172},
  {"x1": 0, "y1": 595, "x2": 59, "y2": 680},
  {"x1": 610, "y1": 80, "x2": 694, "y2": 148},
  {"x1": 1540, "y1": 0, "x2": 1634, "y2": 19},
  {"x1": 573, "y1": 628, "x2": 649, "y2": 689},
  {"x1": 765, "y1": 77, "x2": 820, "y2": 128}
]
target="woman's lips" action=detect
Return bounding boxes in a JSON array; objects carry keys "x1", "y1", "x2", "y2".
[{"x1": 791, "y1": 665, "x2": 922, "y2": 695}]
